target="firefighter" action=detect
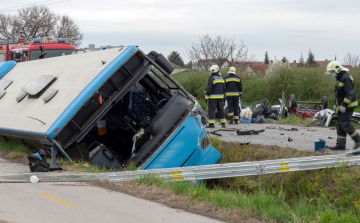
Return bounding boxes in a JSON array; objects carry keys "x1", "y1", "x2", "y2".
[
  {"x1": 205, "y1": 65, "x2": 226, "y2": 128},
  {"x1": 326, "y1": 61, "x2": 360, "y2": 151},
  {"x1": 224, "y1": 66, "x2": 242, "y2": 124}
]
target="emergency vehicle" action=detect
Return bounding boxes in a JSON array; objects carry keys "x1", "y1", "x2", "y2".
[{"x1": 0, "y1": 37, "x2": 76, "y2": 62}]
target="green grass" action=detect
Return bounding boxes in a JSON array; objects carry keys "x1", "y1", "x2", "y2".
[
  {"x1": 274, "y1": 115, "x2": 317, "y2": 125},
  {"x1": 0, "y1": 138, "x2": 33, "y2": 154}
]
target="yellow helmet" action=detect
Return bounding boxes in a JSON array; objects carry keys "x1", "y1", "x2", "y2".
[
  {"x1": 210, "y1": 65, "x2": 219, "y2": 73},
  {"x1": 326, "y1": 61, "x2": 343, "y2": 74},
  {"x1": 228, "y1": 66, "x2": 236, "y2": 74}
]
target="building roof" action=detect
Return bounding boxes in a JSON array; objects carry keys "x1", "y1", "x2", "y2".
[
  {"x1": 248, "y1": 64, "x2": 269, "y2": 74},
  {"x1": 316, "y1": 60, "x2": 352, "y2": 70}
]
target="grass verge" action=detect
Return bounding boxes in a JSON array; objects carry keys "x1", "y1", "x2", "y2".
[{"x1": 131, "y1": 140, "x2": 360, "y2": 222}]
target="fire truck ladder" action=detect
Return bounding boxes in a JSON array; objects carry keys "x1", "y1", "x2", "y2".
[{"x1": 99, "y1": 154, "x2": 360, "y2": 184}]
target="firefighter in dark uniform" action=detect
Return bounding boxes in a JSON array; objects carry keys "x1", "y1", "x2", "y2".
[
  {"x1": 224, "y1": 66, "x2": 242, "y2": 124},
  {"x1": 205, "y1": 65, "x2": 226, "y2": 128},
  {"x1": 326, "y1": 61, "x2": 360, "y2": 151}
]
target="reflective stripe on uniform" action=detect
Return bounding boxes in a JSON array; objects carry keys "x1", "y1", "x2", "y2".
[
  {"x1": 228, "y1": 113, "x2": 234, "y2": 116},
  {"x1": 205, "y1": 95, "x2": 209, "y2": 99},
  {"x1": 351, "y1": 131, "x2": 359, "y2": 137},
  {"x1": 348, "y1": 101, "x2": 358, "y2": 108},
  {"x1": 234, "y1": 116, "x2": 239, "y2": 120},
  {"x1": 225, "y1": 78, "x2": 240, "y2": 82},
  {"x1": 209, "y1": 94, "x2": 224, "y2": 99},
  {"x1": 208, "y1": 119, "x2": 215, "y2": 124},
  {"x1": 220, "y1": 119, "x2": 226, "y2": 123},
  {"x1": 226, "y1": 92, "x2": 240, "y2": 96},
  {"x1": 338, "y1": 82, "x2": 344, "y2": 87},
  {"x1": 213, "y1": 80, "x2": 225, "y2": 84},
  {"x1": 337, "y1": 135, "x2": 346, "y2": 139},
  {"x1": 344, "y1": 98, "x2": 351, "y2": 104}
]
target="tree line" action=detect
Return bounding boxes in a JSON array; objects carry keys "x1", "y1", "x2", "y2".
[{"x1": 264, "y1": 50, "x2": 318, "y2": 68}]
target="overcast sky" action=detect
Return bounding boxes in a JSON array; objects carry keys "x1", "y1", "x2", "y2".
[{"x1": 2, "y1": 0, "x2": 360, "y2": 63}]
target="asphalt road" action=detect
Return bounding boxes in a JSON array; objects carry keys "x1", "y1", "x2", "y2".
[
  {"x1": 0, "y1": 159, "x2": 223, "y2": 223},
  {"x1": 208, "y1": 122, "x2": 355, "y2": 152}
]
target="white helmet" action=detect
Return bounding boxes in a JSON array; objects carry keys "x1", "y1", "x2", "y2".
[
  {"x1": 210, "y1": 65, "x2": 219, "y2": 73},
  {"x1": 326, "y1": 61, "x2": 343, "y2": 74},
  {"x1": 228, "y1": 66, "x2": 236, "y2": 74}
]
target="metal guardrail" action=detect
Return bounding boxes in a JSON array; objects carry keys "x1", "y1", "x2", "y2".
[
  {"x1": 98, "y1": 154, "x2": 360, "y2": 184},
  {"x1": 1, "y1": 154, "x2": 359, "y2": 184}
]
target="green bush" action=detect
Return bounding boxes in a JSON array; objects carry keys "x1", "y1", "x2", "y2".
[{"x1": 173, "y1": 67, "x2": 338, "y2": 106}]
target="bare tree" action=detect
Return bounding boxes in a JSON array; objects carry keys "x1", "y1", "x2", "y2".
[
  {"x1": 185, "y1": 34, "x2": 255, "y2": 71},
  {"x1": 343, "y1": 52, "x2": 360, "y2": 69},
  {"x1": 0, "y1": 14, "x2": 17, "y2": 41},
  {"x1": 0, "y1": 6, "x2": 83, "y2": 46},
  {"x1": 54, "y1": 15, "x2": 83, "y2": 47}
]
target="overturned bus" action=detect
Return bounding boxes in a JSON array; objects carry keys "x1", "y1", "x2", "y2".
[{"x1": 0, "y1": 46, "x2": 221, "y2": 170}]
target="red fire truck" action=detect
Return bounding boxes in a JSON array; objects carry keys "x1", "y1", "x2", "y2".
[{"x1": 0, "y1": 37, "x2": 76, "y2": 62}]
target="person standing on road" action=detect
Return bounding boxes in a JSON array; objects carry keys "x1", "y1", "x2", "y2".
[
  {"x1": 326, "y1": 61, "x2": 360, "y2": 151},
  {"x1": 205, "y1": 65, "x2": 226, "y2": 128},
  {"x1": 224, "y1": 66, "x2": 242, "y2": 124}
]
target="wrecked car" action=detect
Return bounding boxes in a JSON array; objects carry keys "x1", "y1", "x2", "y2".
[
  {"x1": 314, "y1": 109, "x2": 360, "y2": 127},
  {"x1": 0, "y1": 46, "x2": 222, "y2": 170},
  {"x1": 288, "y1": 94, "x2": 328, "y2": 119},
  {"x1": 223, "y1": 92, "x2": 287, "y2": 121}
]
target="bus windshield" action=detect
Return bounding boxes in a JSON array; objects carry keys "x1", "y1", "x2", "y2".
[{"x1": 29, "y1": 49, "x2": 76, "y2": 60}]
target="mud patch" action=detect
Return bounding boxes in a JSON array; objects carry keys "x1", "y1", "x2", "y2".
[
  {"x1": 51, "y1": 183, "x2": 90, "y2": 187},
  {"x1": 89, "y1": 180, "x2": 265, "y2": 223},
  {"x1": 0, "y1": 150, "x2": 28, "y2": 165}
]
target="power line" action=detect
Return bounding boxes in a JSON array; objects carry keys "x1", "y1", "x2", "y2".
[
  {"x1": 0, "y1": 0, "x2": 54, "y2": 11},
  {"x1": 0, "y1": 0, "x2": 71, "y2": 12}
]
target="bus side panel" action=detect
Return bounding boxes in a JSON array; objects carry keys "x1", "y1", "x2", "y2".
[{"x1": 197, "y1": 145, "x2": 222, "y2": 166}]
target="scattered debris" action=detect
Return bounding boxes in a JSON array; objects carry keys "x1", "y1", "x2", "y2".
[
  {"x1": 236, "y1": 129, "x2": 265, "y2": 135},
  {"x1": 239, "y1": 142, "x2": 250, "y2": 146},
  {"x1": 266, "y1": 125, "x2": 298, "y2": 131},
  {"x1": 266, "y1": 126, "x2": 277, "y2": 130},
  {"x1": 288, "y1": 137, "x2": 293, "y2": 142},
  {"x1": 328, "y1": 136, "x2": 334, "y2": 139},
  {"x1": 330, "y1": 127, "x2": 336, "y2": 130},
  {"x1": 280, "y1": 133, "x2": 284, "y2": 135},
  {"x1": 279, "y1": 127, "x2": 299, "y2": 131},
  {"x1": 210, "y1": 128, "x2": 238, "y2": 137}
]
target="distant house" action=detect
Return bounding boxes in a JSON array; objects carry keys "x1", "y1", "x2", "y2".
[
  {"x1": 244, "y1": 64, "x2": 270, "y2": 75},
  {"x1": 289, "y1": 59, "x2": 352, "y2": 70},
  {"x1": 171, "y1": 63, "x2": 183, "y2": 69},
  {"x1": 316, "y1": 60, "x2": 352, "y2": 70}
]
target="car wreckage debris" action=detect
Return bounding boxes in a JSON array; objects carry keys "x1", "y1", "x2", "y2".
[
  {"x1": 210, "y1": 128, "x2": 238, "y2": 136},
  {"x1": 209, "y1": 128, "x2": 265, "y2": 136},
  {"x1": 236, "y1": 129, "x2": 265, "y2": 135}
]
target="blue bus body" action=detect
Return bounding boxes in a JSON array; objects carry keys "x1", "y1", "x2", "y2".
[{"x1": 0, "y1": 46, "x2": 221, "y2": 170}]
